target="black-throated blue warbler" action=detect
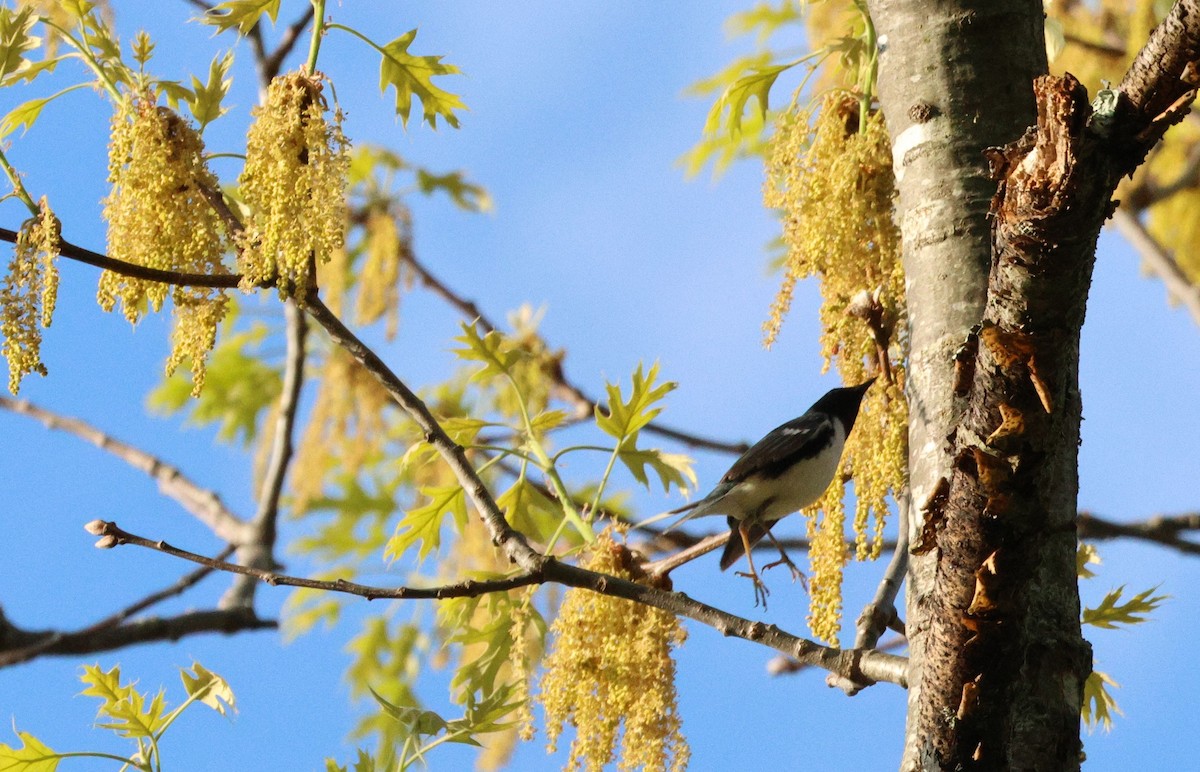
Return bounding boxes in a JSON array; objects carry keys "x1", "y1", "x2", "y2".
[{"x1": 670, "y1": 378, "x2": 875, "y2": 604}]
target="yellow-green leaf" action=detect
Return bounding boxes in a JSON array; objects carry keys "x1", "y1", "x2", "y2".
[
  {"x1": 1083, "y1": 585, "x2": 1168, "y2": 629},
  {"x1": 617, "y1": 443, "x2": 696, "y2": 493},
  {"x1": 188, "y1": 51, "x2": 233, "y2": 129},
  {"x1": 1082, "y1": 670, "x2": 1122, "y2": 731},
  {"x1": 1076, "y1": 542, "x2": 1101, "y2": 579},
  {"x1": 377, "y1": 29, "x2": 465, "y2": 129},
  {"x1": 452, "y1": 323, "x2": 520, "y2": 381},
  {"x1": 594, "y1": 362, "x2": 676, "y2": 440},
  {"x1": 202, "y1": 0, "x2": 281, "y2": 35},
  {"x1": 385, "y1": 485, "x2": 466, "y2": 562},
  {"x1": 0, "y1": 6, "x2": 38, "y2": 82},
  {"x1": 181, "y1": 662, "x2": 236, "y2": 716},
  {"x1": 0, "y1": 731, "x2": 60, "y2": 772},
  {"x1": 415, "y1": 169, "x2": 492, "y2": 212}
]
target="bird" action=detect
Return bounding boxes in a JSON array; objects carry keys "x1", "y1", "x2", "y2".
[{"x1": 669, "y1": 378, "x2": 876, "y2": 605}]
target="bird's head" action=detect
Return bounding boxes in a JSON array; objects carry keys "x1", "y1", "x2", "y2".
[{"x1": 811, "y1": 377, "x2": 876, "y2": 434}]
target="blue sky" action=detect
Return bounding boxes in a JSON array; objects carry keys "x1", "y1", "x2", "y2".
[{"x1": 1, "y1": 2, "x2": 1198, "y2": 770}]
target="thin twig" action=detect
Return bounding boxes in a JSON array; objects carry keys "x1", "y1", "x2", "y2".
[
  {"x1": 223, "y1": 301, "x2": 308, "y2": 608},
  {"x1": 0, "y1": 396, "x2": 250, "y2": 545},
  {"x1": 90, "y1": 517, "x2": 909, "y2": 687},
  {"x1": 90, "y1": 519, "x2": 545, "y2": 600},
  {"x1": 1110, "y1": 208, "x2": 1200, "y2": 326},
  {"x1": 0, "y1": 546, "x2": 235, "y2": 668},
  {"x1": 829, "y1": 494, "x2": 910, "y2": 695},
  {"x1": 0, "y1": 227, "x2": 246, "y2": 288}
]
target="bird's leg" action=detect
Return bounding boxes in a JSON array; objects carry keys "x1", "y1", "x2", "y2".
[
  {"x1": 733, "y1": 522, "x2": 770, "y2": 608},
  {"x1": 762, "y1": 529, "x2": 808, "y2": 590}
]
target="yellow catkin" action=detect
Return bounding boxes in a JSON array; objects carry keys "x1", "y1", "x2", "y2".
[
  {"x1": 1, "y1": 198, "x2": 60, "y2": 393},
  {"x1": 764, "y1": 94, "x2": 909, "y2": 643},
  {"x1": 291, "y1": 346, "x2": 391, "y2": 510},
  {"x1": 355, "y1": 206, "x2": 412, "y2": 339},
  {"x1": 237, "y1": 71, "x2": 349, "y2": 298},
  {"x1": 99, "y1": 90, "x2": 229, "y2": 395},
  {"x1": 538, "y1": 529, "x2": 688, "y2": 772}
]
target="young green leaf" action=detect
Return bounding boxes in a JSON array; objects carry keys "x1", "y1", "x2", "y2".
[
  {"x1": 385, "y1": 484, "x2": 467, "y2": 562},
  {"x1": 615, "y1": 444, "x2": 696, "y2": 493},
  {"x1": 132, "y1": 30, "x2": 154, "y2": 66},
  {"x1": 1082, "y1": 670, "x2": 1122, "y2": 731},
  {"x1": 0, "y1": 90, "x2": 67, "y2": 138},
  {"x1": 1076, "y1": 542, "x2": 1101, "y2": 579},
  {"x1": 1082, "y1": 585, "x2": 1168, "y2": 630},
  {"x1": 701, "y1": 61, "x2": 792, "y2": 138},
  {"x1": 594, "y1": 363, "x2": 676, "y2": 440},
  {"x1": 452, "y1": 323, "x2": 520, "y2": 382},
  {"x1": 181, "y1": 662, "x2": 236, "y2": 716},
  {"x1": 0, "y1": 6, "x2": 38, "y2": 82},
  {"x1": 0, "y1": 730, "x2": 60, "y2": 772},
  {"x1": 202, "y1": 0, "x2": 282, "y2": 35},
  {"x1": 148, "y1": 323, "x2": 284, "y2": 445},
  {"x1": 496, "y1": 478, "x2": 561, "y2": 543},
  {"x1": 414, "y1": 169, "x2": 492, "y2": 212},
  {"x1": 376, "y1": 29, "x2": 465, "y2": 129},
  {"x1": 81, "y1": 664, "x2": 168, "y2": 739},
  {"x1": 188, "y1": 51, "x2": 234, "y2": 129}
]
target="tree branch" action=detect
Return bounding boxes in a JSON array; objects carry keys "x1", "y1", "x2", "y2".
[
  {"x1": 0, "y1": 228, "x2": 247, "y2": 289},
  {"x1": 88, "y1": 519, "x2": 546, "y2": 600},
  {"x1": 1114, "y1": 0, "x2": 1200, "y2": 168},
  {"x1": 1079, "y1": 510, "x2": 1200, "y2": 555},
  {"x1": 87, "y1": 518, "x2": 909, "y2": 688},
  {"x1": 1109, "y1": 208, "x2": 1200, "y2": 326},
  {"x1": 0, "y1": 396, "x2": 250, "y2": 545},
  {"x1": 261, "y1": 7, "x2": 317, "y2": 84},
  {"x1": 222, "y1": 301, "x2": 308, "y2": 608},
  {"x1": 0, "y1": 609, "x2": 274, "y2": 663},
  {"x1": 0, "y1": 546, "x2": 236, "y2": 668}
]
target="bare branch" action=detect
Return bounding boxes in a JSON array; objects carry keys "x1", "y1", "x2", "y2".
[
  {"x1": 0, "y1": 396, "x2": 250, "y2": 545},
  {"x1": 829, "y1": 494, "x2": 910, "y2": 695},
  {"x1": 223, "y1": 302, "x2": 308, "y2": 608},
  {"x1": 0, "y1": 546, "x2": 236, "y2": 668},
  {"x1": 89, "y1": 518, "x2": 909, "y2": 688},
  {"x1": 1110, "y1": 208, "x2": 1200, "y2": 326},
  {"x1": 0, "y1": 228, "x2": 247, "y2": 289},
  {"x1": 1116, "y1": 0, "x2": 1200, "y2": 162},
  {"x1": 0, "y1": 609, "x2": 274, "y2": 663},
  {"x1": 1079, "y1": 510, "x2": 1200, "y2": 555},
  {"x1": 260, "y1": 7, "x2": 316, "y2": 85}
]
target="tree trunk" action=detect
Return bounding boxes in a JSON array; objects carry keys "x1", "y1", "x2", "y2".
[
  {"x1": 871, "y1": 0, "x2": 1200, "y2": 767},
  {"x1": 867, "y1": 1, "x2": 1094, "y2": 769}
]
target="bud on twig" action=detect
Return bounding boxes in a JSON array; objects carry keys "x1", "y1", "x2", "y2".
[{"x1": 84, "y1": 519, "x2": 109, "y2": 535}]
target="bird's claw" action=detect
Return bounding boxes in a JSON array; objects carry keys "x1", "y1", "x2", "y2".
[
  {"x1": 763, "y1": 556, "x2": 808, "y2": 590},
  {"x1": 735, "y1": 570, "x2": 771, "y2": 608}
]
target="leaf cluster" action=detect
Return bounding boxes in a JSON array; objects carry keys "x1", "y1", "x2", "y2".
[{"x1": 0, "y1": 662, "x2": 235, "y2": 772}]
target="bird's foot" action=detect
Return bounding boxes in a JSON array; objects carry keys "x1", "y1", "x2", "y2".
[
  {"x1": 763, "y1": 555, "x2": 808, "y2": 590},
  {"x1": 735, "y1": 570, "x2": 771, "y2": 608}
]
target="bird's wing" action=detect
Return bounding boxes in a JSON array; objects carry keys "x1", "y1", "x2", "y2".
[{"x1": 720, "y1": 411, "x2": 836, "y2": 484}]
